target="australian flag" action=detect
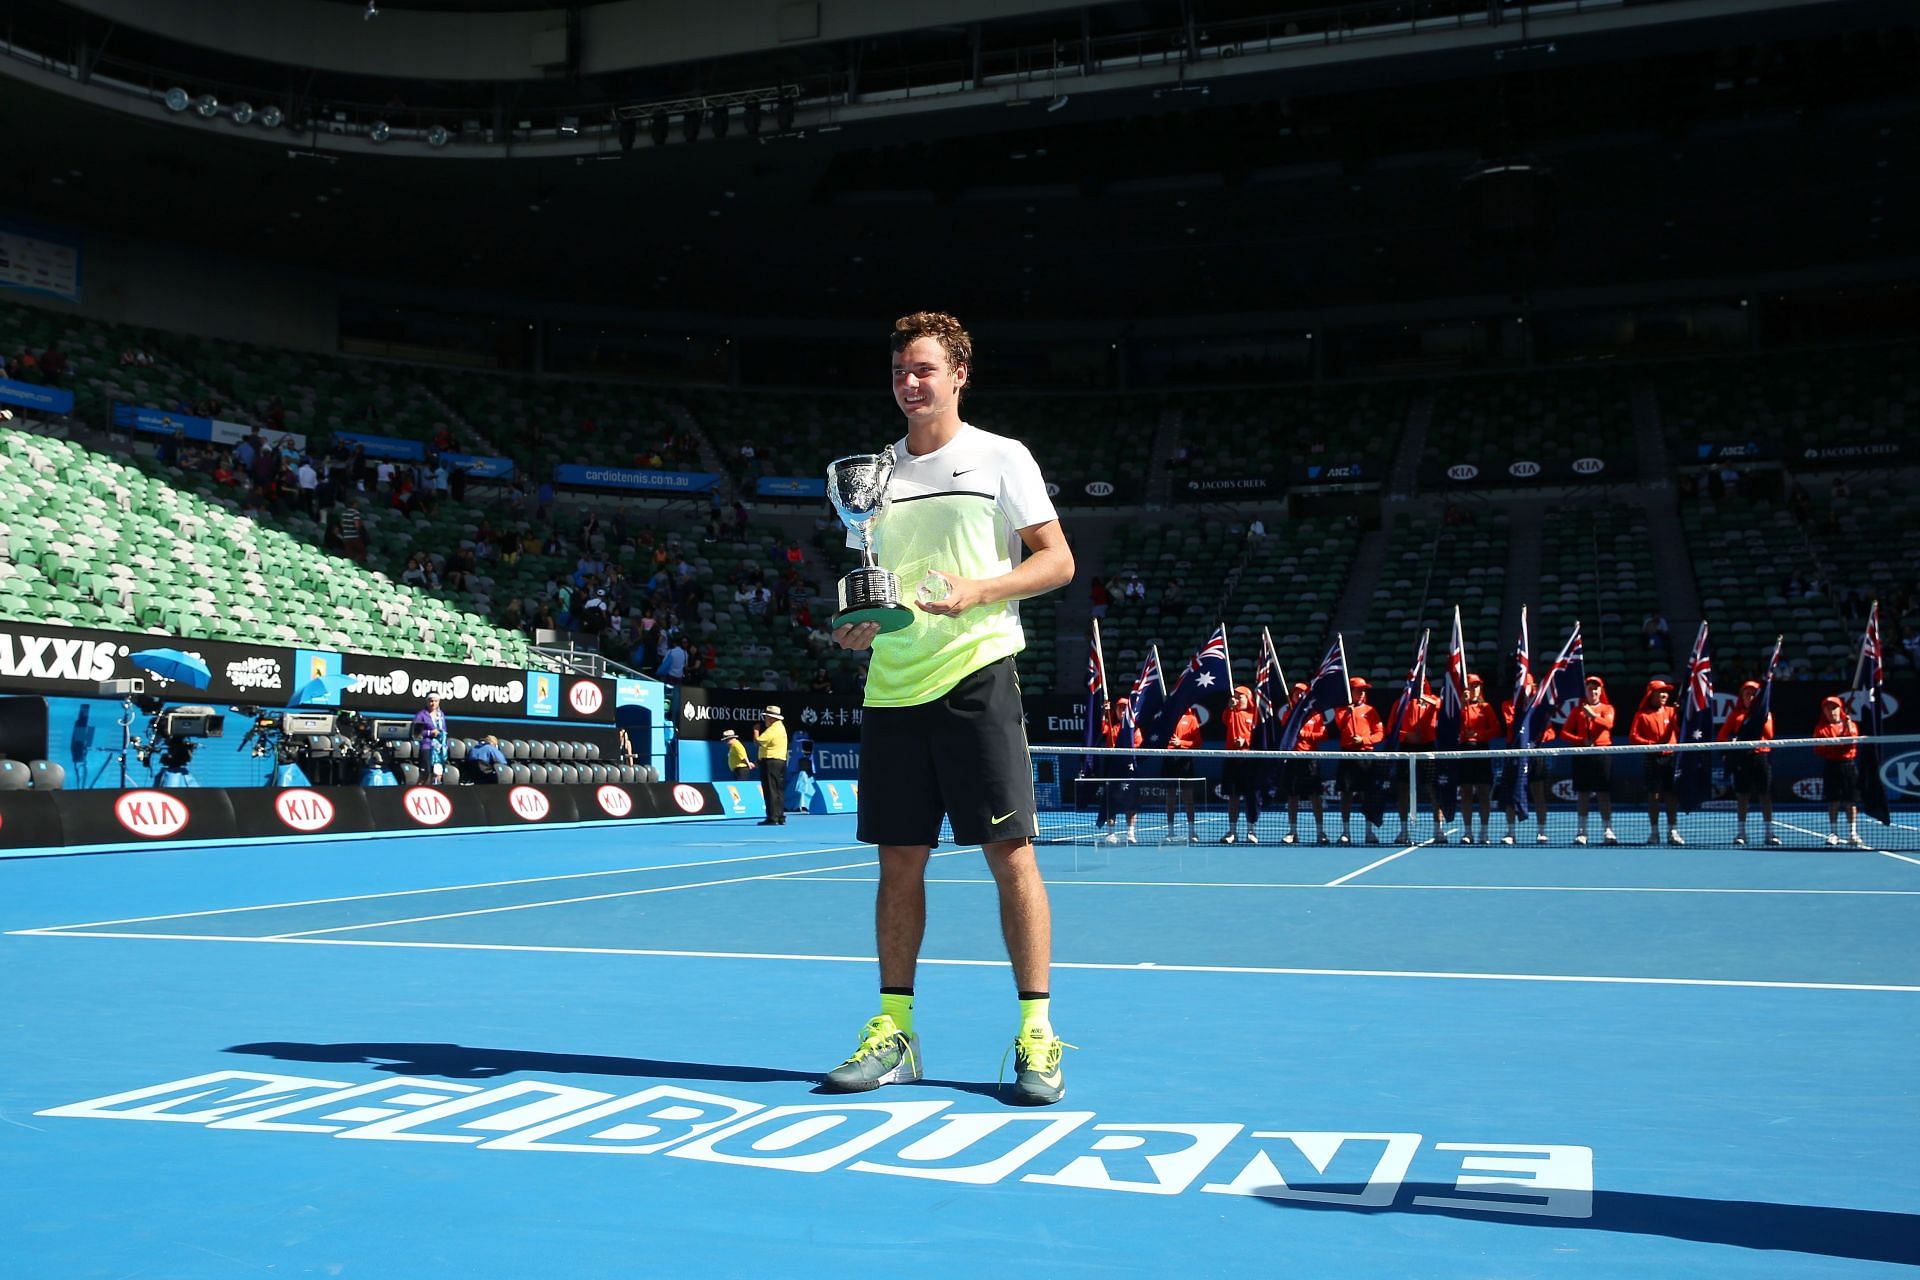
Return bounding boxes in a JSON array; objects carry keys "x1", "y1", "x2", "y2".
[
  {"x1": 1276, "y1": 638, "x2": 1348, "y2": 751},
  {"x1": 1506, "y1": 606, "x2": 1533, "y2": 748},
  {"x1": 1858, "y1": 602, "x2": 1891, "y2": 827},
  {"x1": 1496, "y1": 622, "x2": 1585, "y2": 820},
  {"x1": 1675, "y1": 620, "x2": 1715, "y2": 811},
  {"x1": 1253, "y1": 627, "x2": 1287, "y2": 751},
  {"x1": 1735, "y1": 635, "x2": 1780, "y2": 742},
  {"x1": 1382, "y1": 629, "x2": 1430, "y2": 751},
  {"x1": 1083, "y1": 619, "x2": 1109, "y2": 772},
  {"x1": 1129, "y1": 646, "x2": 1168, "y2": 755},
  {"x1": 1157, "y1": 624, "x2": 1232, "y2": 746},
  {"x1": 1433, "y1": 606, "x2": 1469, "y2": 817}
]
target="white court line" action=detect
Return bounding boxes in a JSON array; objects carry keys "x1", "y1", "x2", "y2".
[
  {"x1": 1325, "y1": 841, "x2": 1430, "y2": 887},
  {"x1": 22, "y1": 844, "x2": 875, "y2": 932},
  {"x1": 11, "y1": 928, "x2": 1920, "y2": 993},
  {"x1": 1773, "y1": 819, "x2": 1920, "y2": 865},
  {"x1": 785, "y1": 876, "x2": 1920, "y2": 897},
  {"x1": 258, "y1": 857, "x2": 892, "y2": 938}
]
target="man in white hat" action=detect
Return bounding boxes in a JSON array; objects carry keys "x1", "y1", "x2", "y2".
[
  {"x1": 721, "y1": 729, "x2": 750, "y2": 781},
  {"x1": 754, "y1": 706, "x2": 788, "y2": 825}
]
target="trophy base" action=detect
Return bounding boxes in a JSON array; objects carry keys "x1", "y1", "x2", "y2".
[{"x1": 834, "y1": 603, "x2": 916, "y2": 634}]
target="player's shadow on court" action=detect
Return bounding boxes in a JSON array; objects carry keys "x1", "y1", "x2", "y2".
[
  {"x1": 1255, "y1": 1182, "x2": 1920, "y2": 1267},
  {"x1": 225, "y1": 1041, "x2": 1005, "y2": 1100}
]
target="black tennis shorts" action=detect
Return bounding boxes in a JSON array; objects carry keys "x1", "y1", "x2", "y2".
[
  {"x1": 1641, "y1": 755, "x2": 1675, "y2": 794},
  {"x1": 1285, "y1": 757, "x2": 1323, "y2": 800},
  {"x1": 857, "y1": 658, "x2": 1039, "y2": 848},
  {"x1": 1824, "y1": 757, "x2": 1861, "y2": 806},
  {"x1": 1732, "y1": 751, "x2": 1772, "y2": 797},
  {"x1": 1571, "y1": 754, "x2": 1612, "y2": 794}
]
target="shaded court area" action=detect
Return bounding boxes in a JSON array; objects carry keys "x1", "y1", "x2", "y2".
[{"x1": 4, "y1": 815, "x2": 1918, "y2": 1277}]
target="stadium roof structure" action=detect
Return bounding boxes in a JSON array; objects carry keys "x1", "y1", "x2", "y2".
[{"x1": 0, "y1": 0, "x2": 1912, "y2": 325}]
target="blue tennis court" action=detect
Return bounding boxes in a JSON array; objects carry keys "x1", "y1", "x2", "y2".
[{"x1": 6, "y1": 813, "x2": 1918, "y2": 1277}]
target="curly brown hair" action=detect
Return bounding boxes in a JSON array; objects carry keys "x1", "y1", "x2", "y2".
[{"x1": 890, "y1": 311, "x2": 974, "y2": 392}]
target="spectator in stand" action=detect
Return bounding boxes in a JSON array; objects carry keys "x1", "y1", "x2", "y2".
[
  {"x1": 1561, "y1": 675, "x2": 1618, "y2": 846},
  {"x1": 1718, "y1": 679, "x2": 1777, "y2": 847},
  {"x1": 1281, "y1": 681, "x2": 1329, "y2": 845},
  {"x1": 732, "y1": 498, "x2": 750, "y2": 543},
  {"x1": 295, "y1": 456, "x2": 319, "y2": 514},
  {"x1": 656, "y1": 633, "x2": 689, "y2": 683},
  {"x1": 1089, "y1": 576, "x2": 1111, "y2": 619},
  {"x1": 1643, "y1": 612, "x2": 1671, "y2": 661},
  {"x1": 723, "y1": 729, "x2": 751, "y2": 780},
  {"x1": 38, "y1": 343, "x2": 67, "y2": 385},
  {"x1": 336, "y1": 499, "x2": 367, "y2": 563},
  {"x1": 1123, "y1": 572, "x2": 1146, "y2": 606},
  {"x1": 1813, "y1": 695, "x2": 1867, "y2": 848},
  {"x1": 468, "y1": 734, "x2": 508, "y2": 785},
  {"x1": 808, "y1": 666, "x2": 834, "y2": 694},
  {"x1": 1628, "y1": 679, "x2": 1682, "y2": 846},
  {"x1": 1333, "y1": 677, "x2": 1386, "y2": 846}
]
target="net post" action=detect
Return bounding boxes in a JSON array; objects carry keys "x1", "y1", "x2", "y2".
[{"x1": 1406, "y1": 752, "x2": 1418, "y2": 836}]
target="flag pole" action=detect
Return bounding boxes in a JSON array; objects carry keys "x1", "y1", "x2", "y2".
[
  {"x1": 1852, "y1": 602, "x2": 1873, "y2": 693},
  {"x1": 1338, "y1": 633, "x2": 1354, "y2": 705}
]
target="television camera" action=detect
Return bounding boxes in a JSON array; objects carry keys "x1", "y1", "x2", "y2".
[{"x1": 130, "y1": 698, "x2": 225, "y2": 784}]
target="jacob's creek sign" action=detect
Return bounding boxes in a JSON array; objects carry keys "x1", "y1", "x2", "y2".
[{"x1": 35, "y1": 1069, "x2": 1594, "y2": 1217}]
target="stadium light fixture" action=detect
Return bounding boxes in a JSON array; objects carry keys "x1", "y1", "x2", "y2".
[
  {"x1": 194, "y1": 94, "x2": 219, "y2": 118},
  {"x1": 559, "y1": 116, "x2": 579, "y2": 135},
  {"x1": 710, "y1": 105, "x2": 730, "y2": 138},
  {"x1": 164, "y1": 87, "x2": 189, "y2": 112},
  {"x1": 260, "y1": 105, "x2": 283, "y2": 128},
  {"x1": 426, "y1": 124, "x2": 449, "y2": 147},
  {"x1": 370, "y1": 121, "x2": 391, "y2": 143},
  {"x1": 231, "y1": 102, "x2": 254, "y2": 125}
]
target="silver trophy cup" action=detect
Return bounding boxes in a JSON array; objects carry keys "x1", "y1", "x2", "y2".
[{"x1": 828, "y1": 448, "x2": 916, "y2": 633}]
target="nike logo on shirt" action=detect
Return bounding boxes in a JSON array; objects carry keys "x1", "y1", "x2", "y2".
[{"x1": 952, "y1": 468, "x2": 977, "y2": 477}]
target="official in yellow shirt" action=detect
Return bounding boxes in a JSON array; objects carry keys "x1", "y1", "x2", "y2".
[
  {"x1": 754, "y1": 707, "x2": 788, "y2": 826},
  {"x1": 723, "y1": 729, "x2": 751, "y2": 780}
]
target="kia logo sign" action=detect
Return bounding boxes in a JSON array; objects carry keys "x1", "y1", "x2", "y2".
[
  {"x1": 1883, "y1": 751, "x2": 1920, "y2": 799},
  {"x1": 1447, "y1": 464, "x2": 1479, "y2": 481},
  {"x1": 568, "y1": 682, "x2": 603, "y2": 715},
  {"x1": 671, "y1": 784, "x2": 705, "y2": 813},
  {"x1": 402, "y1": 786, "x2": 453, "y2": 826},
  {"x1": 1084, "y1": 481, "x2": 1114, "y2": 498},
  {"x1": 1509, "y1": 460, "x2": 1542, "y2": 478},
  {"x1": 595, "y1": 785, "x2": 633, "y2": 818},
  {"x1": 1044, "y1": 482, "x2": 1060, "y2": 498},
  {"x1": 114, "y1": 790, "x2": 189, "y2": 838},
  {"x1": 274, "y1": 789, "x2": 336, "y2": 833},
  {"x1": 1572, "y1": 456, "x2": 1605, "y2": 475},
  {"x1": 1790, "y1": 777, "x2": 1824, "y2": 802},
  {"x1": 508, "y1": 786, "x2": 551, "y2": 822}
]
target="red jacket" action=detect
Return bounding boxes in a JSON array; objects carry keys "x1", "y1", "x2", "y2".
[
  {"x1": 1167, "y1": 709, "x2": 1204, "y2": 751},
  {"x1": 1288, "y1": 705, "x2": 1326, "y2": 752},
  {"x1": 1812, "y1": 696, "x2": 1856, "y2": 761},
  {"x1": 1718, "y1": 698, "x2": 1774, "y2": 754},
  {"x1": 1460, "y1": 700, "x2": 1503, "y2": 745},
  {"x1": 1334, "y1": 703, "x2": 1385, "y2": 751},
  {"x1": 1628, "y1": 682, "x2": 1679, "y2": 753},
  {"x1": 1400, "y1": 696, "x2": 1439, "y2": 747},
  {"x1": 1224, "y1": 708, "x2": 1257, "y2": 750},
  {"x1": 1560, "y1": 681, "x2": 1615, "y2": 747}
]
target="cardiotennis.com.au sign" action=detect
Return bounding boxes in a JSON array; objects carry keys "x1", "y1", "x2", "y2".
[{"x1": 35, "y1": 1069, "x2": 1594, "y2": 1217}]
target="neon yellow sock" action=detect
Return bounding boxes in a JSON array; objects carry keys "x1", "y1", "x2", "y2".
[
  {"x1": 880, "y1": 991, "x2": 914, "y2": 1036},
  {"x1": 1018, "y1": 996, "x2": 1051, "y2": 1039}
]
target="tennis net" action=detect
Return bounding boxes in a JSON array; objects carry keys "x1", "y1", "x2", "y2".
[{"x1": 1028, "y1": 734, "x2": 1920, "y2": 851}]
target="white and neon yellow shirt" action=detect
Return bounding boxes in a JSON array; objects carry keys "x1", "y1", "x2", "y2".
[{"x1": 853, "y1": 423, "x2": 1057, "y2": 707}]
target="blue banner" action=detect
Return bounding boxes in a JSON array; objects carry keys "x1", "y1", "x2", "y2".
[
  {"x1": 0, "y1": 378, "x2": 74, "y2": 416},
  {"x1": 554, "y1": 464, "x2": 720, "y2": 494},
  {"x1": 335, "y1": 431, "x2": 427, "y2": 462},
  {"x1": 115, "y1": 404, "x2": 213, "y2": 440},
  {"x1": 525, "y1": 670, "x2": 561, "y2": 719},
  {"x1": 442, "y1": 451, "x2": 515, "y2": 480},
  {"x1": 756, "y1": 475, "x2": 827, "y2": 499}
]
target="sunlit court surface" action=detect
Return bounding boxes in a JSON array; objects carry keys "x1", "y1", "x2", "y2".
[{"x1": 6, "y1": 812, "x2": 1918, "y2": 1278}]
